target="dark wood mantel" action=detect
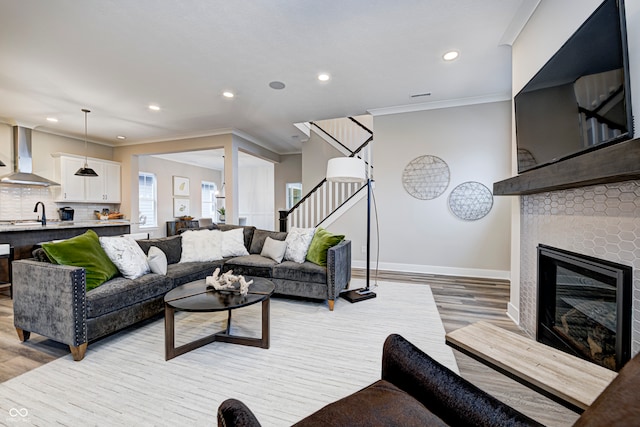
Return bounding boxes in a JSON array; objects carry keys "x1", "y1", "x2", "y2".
[{"x1": 494, "y1": 138, "x2": 640, "y2": 196}]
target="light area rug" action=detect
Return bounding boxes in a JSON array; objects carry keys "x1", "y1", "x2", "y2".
[{"x1": 0, "y1": 280, "x2": 457, "y2": 426}]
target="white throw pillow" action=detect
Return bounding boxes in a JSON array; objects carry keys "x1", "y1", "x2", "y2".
[
  {"x1": 261, "y1": 237, "x2": 288, "y2": 263},
  {"x1": 221, "y1": 228, "x2": 249, "y2": 257},
  {"x1": 99, "y1": 235, "x2": 150, "y2": 280},
  {"x1": 179, "y1": 229, "x2": 223, "y2": 262},
  {"x1": 147, "y1": 246, "x2": 168, "y2": 275},
  {"x1": 284, "y1": 227, "x2": 316, "y2": 263}
]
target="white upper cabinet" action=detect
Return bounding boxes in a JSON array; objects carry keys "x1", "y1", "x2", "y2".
[
  {"x1": 53, "y1": 154, "x2": 121, "y2": 203},
  {"x1": 85, "y1": 161, "x2": 121, "y2": 203}
]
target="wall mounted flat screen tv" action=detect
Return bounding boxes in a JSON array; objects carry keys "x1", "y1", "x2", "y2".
[{"x1": 514, "y1": 0, "x2": 633, "y2": 173}]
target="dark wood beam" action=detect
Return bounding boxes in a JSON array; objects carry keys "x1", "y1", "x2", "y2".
[{"x1": 494, "y1": 138, "x2": 640, "y2": 196}]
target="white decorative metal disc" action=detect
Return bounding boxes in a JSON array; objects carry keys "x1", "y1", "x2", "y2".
[
  {"x1": 448, "y1": 181, "x2": 493, "y2": 221},
  {"x1": 402, "y1": 155, "x2": 450, "y2": 200}
]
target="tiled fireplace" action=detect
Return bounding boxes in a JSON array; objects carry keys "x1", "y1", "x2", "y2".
[{"x1": 520, "y1": 180, "x2": 640, "y2": 356}]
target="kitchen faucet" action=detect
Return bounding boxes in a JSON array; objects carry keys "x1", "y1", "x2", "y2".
[{"x1": 34, "y1": 201, "x2": 46, "y2": 226}]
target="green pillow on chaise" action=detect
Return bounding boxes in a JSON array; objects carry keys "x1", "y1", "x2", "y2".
[{"x1": 306, "y1": 227, "x2": 345, "y2": 266}]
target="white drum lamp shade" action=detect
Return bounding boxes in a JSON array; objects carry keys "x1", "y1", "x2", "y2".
[{"x1": 326, "y1": 157, "x2": 366, "y2": 183}]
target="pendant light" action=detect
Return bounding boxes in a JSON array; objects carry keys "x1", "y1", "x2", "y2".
[{"x1": 75, "y1": 108, "x2": 98, "y2": 177}]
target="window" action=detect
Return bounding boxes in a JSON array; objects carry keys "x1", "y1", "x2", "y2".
[
  {"x1": 201, "y1": 181, "x2": 218, "y2": 219},
  {"x1": 286, "y1": 183, "x2": 302, "y2": 210},
  {"x1": 138, "y1": 172, "x2": 157, "y2": 228}
]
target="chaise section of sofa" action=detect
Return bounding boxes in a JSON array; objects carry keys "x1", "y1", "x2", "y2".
[{"x1": 221, "y1": 226, "x2": 351, "y2": 311}]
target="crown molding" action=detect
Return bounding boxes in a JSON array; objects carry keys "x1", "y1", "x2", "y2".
[{"x1": 368, "y1": 92, "x2": 511, "y2": 117}]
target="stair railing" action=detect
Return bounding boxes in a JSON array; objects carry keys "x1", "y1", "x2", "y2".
[{"x1": 279, "y1": 118, "x2": 373, "y2": 231}]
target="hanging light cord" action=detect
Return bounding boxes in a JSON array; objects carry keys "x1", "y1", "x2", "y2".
[{"x1": 82, "y1": 108, "x2": 90, "y2": 168}]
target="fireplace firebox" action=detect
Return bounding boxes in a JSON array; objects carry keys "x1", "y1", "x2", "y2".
[{"x1": 537, "y1": 245, "x2": 632, "y2": 371}]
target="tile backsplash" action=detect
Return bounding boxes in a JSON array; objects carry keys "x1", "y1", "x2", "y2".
[
  {"x1": 520, "y1": 180, "x2": 640, "y2": 356},
  {"x1": 0, "y1": 184, "x2": 118, "y2": 222}
]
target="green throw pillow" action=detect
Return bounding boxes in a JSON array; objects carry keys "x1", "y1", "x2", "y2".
[
  {"x1": 42, "y1": 229, "x2": 119, "y2": 290},
  {"x1": 306, "y1": 227, "x2": 345, "y2": 266}
]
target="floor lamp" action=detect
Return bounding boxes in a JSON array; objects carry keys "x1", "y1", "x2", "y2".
[{"x1": 326, "y1": 157, "x2": 376, "y2": 302}]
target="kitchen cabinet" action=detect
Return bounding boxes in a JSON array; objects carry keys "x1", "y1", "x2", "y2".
[
  {"x1": 53, "y1": 154, "x2": 121, "y2": 203},
  {"x1": 55, "y1": 156, "x2": 86, "y2": 201},
  {"x1": 85, "y1": 161, "x2": 121, "y2": 202}
]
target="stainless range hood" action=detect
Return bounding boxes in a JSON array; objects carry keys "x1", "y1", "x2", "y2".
[{"x1": 0, "y1": 126, "x2": 59, "y2": 186}]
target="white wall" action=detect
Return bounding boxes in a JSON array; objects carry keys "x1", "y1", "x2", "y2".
[
  {"x1": 137, "y1": 155, "x2": 220, "y2": 237},
  {"x1": 328, "y1": 101, "x2": 512, "y2": 279},
  {"x1": 301, "y1": 131, "x2": 342, "y2": 192},
  {"x1": 239, "y1": 163, "x2": 275, "y2": 230},
  {"x1": 273, "y1": 153, "x2": 301, "y2": 228}
]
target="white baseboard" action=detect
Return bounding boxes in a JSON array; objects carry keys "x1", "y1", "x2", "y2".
[
  {"x1": 507, "y1": 302, "x2": 520, "y2": 325},
  {"x1": 352, "y1": 260, "x2": 511, "y2": 281}
]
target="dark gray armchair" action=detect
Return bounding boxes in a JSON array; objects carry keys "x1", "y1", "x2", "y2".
[{"x1": 218, "y1": 334, "x2": 543, "y2": 426}]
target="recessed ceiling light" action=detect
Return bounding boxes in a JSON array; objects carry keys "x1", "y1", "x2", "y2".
[
  {"x1": 269, "y1": 81, "x2": 286, "y2": 90},
  {"x1": 443, "y1": 50, "x2": 459, "y2": 61},
  {"x1": 223, "y1": 91, "x2": 235, "y2": 98},
  {"x1": 318, "y1": 73, "x2": 330, "y2": 82},
  {"x1": 116, "y1": 135, "x2": 126, "y2": 140},
  {"x1": 149, "y1": 104, "x2": 161, "y2": 111},
  {"x1": 46, "y1": 117, "x2": 58, "y2": 123}
]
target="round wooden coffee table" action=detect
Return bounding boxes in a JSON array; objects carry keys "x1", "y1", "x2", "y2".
[{"x1": 164, "y1": 277, "x2": 275, "y2": 360}]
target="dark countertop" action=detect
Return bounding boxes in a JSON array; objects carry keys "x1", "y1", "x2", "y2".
[
  {"x1": 0, "y1": 221, "x2": 131, "y2": 260},
  {"x1": 0, "y1": 220, "x2": 130, "y2": 233}
]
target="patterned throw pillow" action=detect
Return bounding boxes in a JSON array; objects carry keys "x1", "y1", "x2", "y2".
[
  {"x1": 99, "y1": 235, "x2": 151, "y2": 280},
  {"x1": 284, "y1": 227, "x2": 316, "y2": 263}
]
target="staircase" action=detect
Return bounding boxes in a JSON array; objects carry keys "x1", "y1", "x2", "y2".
[{"x1": 279, "y1": 116, "x2": 373, "y2": 232}]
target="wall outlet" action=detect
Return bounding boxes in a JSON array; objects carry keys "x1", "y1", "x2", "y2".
[{"x1": 361, "y1": 245, "x2": 366, "y2": 254}]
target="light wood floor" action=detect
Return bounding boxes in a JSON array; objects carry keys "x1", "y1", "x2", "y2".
[{"x1": 0, "y1": 273, "x2": 579, "y2": 426}]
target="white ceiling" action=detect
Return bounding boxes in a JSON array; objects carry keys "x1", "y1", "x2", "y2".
[{"x1": 0, "y1": 0, "x2": 536, "y2": 155}]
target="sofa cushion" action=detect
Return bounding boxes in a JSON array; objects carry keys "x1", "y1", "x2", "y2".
[
  {"x1": 166, "y1": 261, "x2": 224, "y2": 287},
  {"x1": 217, "y1": 224, "x2": 256, "y2": 252},
  {"x1": 99, "y1": 235, "x2": 150, "y2": 280},
  {"x1": 222, "y1": 228, "x2": 250, "y2": 257},
  {"x1": 42, "y1": 229, "x2": 119, "y2": 291},
  {"x1": 179, "y1": 229, "x2": 223, "y2": 262},
  {"x1": 284, "y1": 227, "x2": 316, "y2": 263},
  {"x1": 249, "y1": 229, "x2": 287, "y2": 254},
  {"x1": 86, "y1": 273, "x2": 173, "y2": 318},
  {"x1": 273, "y1": 260, "x2": 326, "y2": 284},
  {"x1": 137, "y1": 235, "x2": 182, "y2": 265},
  {"x1": 147, "y1": 246, "x2": 168, "y2": 275},
  {"x1": 261, "y1": 237, "x2": 287, "y2": 263},
  {"x1": 294, "y1": 379, "x2": 447, "y2": 427},
  {"x1": 306, "y1": 227, "x2": 345, "y2": 266},
  {"x1": 223, "y1": 255, "x2": 277, "y2": 278}
]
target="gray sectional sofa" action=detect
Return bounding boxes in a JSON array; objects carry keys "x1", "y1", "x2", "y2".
[{"x1": 12, "y1": 225, "x2": 351, "y2": 361}]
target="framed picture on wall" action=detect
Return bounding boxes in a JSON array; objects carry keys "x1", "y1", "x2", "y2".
[
  {"x1": 173, "y1": 176, "x2": 190, "y2": 197},
  {"x1": 173, "y1": 198, "x2": 190, "y2": 217}
]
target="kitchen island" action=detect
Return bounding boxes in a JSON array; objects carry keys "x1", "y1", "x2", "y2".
[{"x1": 0, "y1": 220, "x2": 131, "y2": 260}]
